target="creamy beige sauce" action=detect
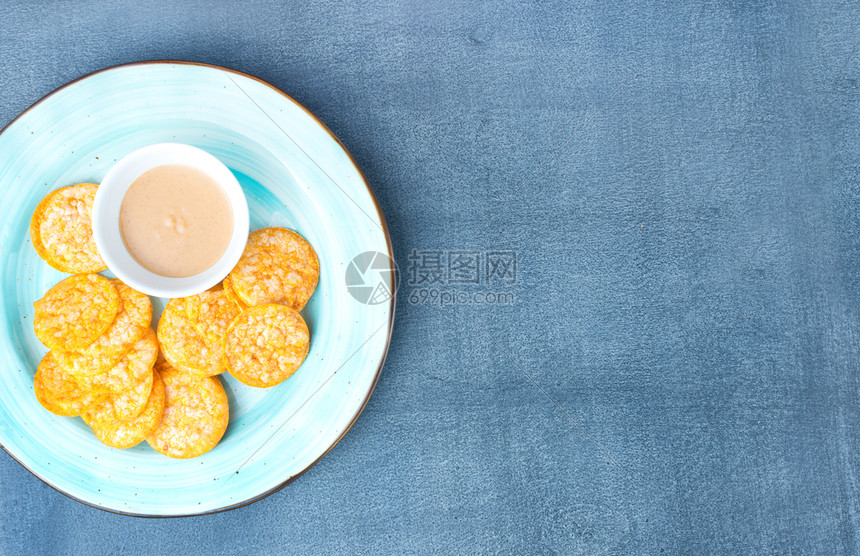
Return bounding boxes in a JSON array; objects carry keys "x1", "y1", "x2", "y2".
[{"x1": 120, "y1": 164, "x2": 233, "y2": 277}]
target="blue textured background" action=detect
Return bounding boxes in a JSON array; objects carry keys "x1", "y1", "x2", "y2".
[{"x1": 2, "y1": 1, "x2": 859, "y2": 554}]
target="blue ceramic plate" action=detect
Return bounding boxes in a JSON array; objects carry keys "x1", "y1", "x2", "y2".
[{"x1": 0, "y1": 62, "x2": 394, "y2": 516}]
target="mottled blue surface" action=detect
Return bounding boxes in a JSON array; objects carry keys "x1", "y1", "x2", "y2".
[{"x1": 1, "y1": 0, "x2": 859, "y2": 553}]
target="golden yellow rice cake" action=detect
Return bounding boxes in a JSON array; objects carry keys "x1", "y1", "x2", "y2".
[
  {"x1": 34, "y1": 352, "x2": 107, "y2": 417},
  {"x1": 155, "y1": 344, "x2": 168, "y2": 365},
  {"x1": 33, "y1": 274, "x2": 119, "y2": 351},
  {"x1": 225, "y1": 304, "x2": 310, "y2": 388},
  {"x1": 157, "y1": 297, "x2": 226, "y2": 377},
  {"x1": 153, "y1": 354, "x2": 208, "y2": 376},
  {"x1": 221, "y1": 275, "x2": 247, "y2": 311},
  {"x1": 228, "y1": 227, "x2": 319, "y2": 310},
  {"x1": 38, "y1": 350, "x2": 81, "y2": 398},
  {"x1": 74, "y1": 329, "x2": 158, "y2": 394},
  {"x1": 145, "y1": 366, "x2": 229, "y2": 459},
  {"x1": 109, "y1": 366, "x2": 154, "y2": 422},
  {"x1": 83, "y1": 369, "x2": 164, "y2": 449},
  {"x1": 30, "y1": 183, "x2": 106, "y2": 273},
  {"x1": 185, "y1": 290, "x2": 241, "y2": 349},
  {"x1": 55, "y1": 280, "x2": 152, "y2": 377}
]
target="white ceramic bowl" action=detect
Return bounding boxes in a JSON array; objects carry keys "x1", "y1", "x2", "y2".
[{"x1": 92, "y1": 143, "x2": 249, "y2": 298}]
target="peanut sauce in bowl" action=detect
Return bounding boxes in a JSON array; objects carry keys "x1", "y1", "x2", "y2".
[
  {"x1": 120, "y1": 164, "x2": 233, "y2": 278},
  {"x1": 92, "y1": 143, "x2": 249, "y2": 298}
]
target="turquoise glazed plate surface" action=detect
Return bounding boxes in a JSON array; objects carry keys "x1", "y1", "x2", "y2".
[{"x1": 0, "y1": 62, "x2": 394, "y2": 516}]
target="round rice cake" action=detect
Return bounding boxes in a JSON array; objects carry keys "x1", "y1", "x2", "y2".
[
  {"x1": 228, "y1": 227, "x2": 319, "y2": 310},
  {"x1": 84, "y1": 369, "x2": 165, "y2": 449},
  {"x1": 38, "y1": 350, "x2": 81, "y2": 398},
  {"x1": 74, "y1": 329, "x2": 158, "y2": 394},
  {"x1": 185, "y1": 290, "x2": 241, "y2": 349},
  {"x1": 221, "y1": 275, "x2": 247, "y2": 311},
  {"x1": 30, "y1": 183, "x2": 106, "y2": 273},
  {"x1": 154, "y1": 353, "x2": 205, "y2": 377},
  {"x1": 145, "y1": 366, "x2": 229, "y2": 459},
  {"x1": 34, "y1": 352, "x2": 107, "y2": 417},
  {"x1": 157, "y1": 297, "x2": 226, "y2": 377},
  {"x1": 55, "y1": 280, "x2": 152, "y2": 376},
  {"x1": 109, "y1": 366, "x2": 154, "y2": 422},
  {"x1": 225, "y1": 304, "x2": 310, "y2": 388},
  {"x1": 33, "y1": 274, "x2": 119, "y2": 351}
]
